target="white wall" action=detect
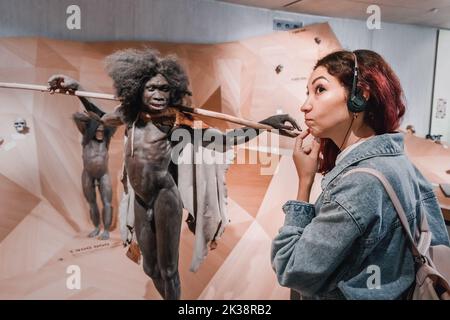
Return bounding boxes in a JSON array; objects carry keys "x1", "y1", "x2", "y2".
[
  {"x1": 0, "y1": 0, "x2": 438, "y2": 136},
  {"x1": 430, "y1": 29, "x2": 450, "y2": 143}
]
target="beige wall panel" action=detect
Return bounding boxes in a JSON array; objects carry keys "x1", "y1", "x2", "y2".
[
  {"x1": 0, "y1": 200, "x2": 76, "y2": 282},
  {"x1": 0, "y1": 173, "x2": 40, "y2": 241}
]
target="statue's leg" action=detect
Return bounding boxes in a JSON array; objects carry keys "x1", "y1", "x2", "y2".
[
  {"x1": 82, "y1": 170, "x2": 100, "y2": 237},
  {"x1": 133, "y1": 197, "x2": 165, "y2": 298},
  {"x1": 98, "y1": 173, "x2": 113, "y2": 240},
  {"x1": 154, "y1": 186, "x2": 183, "y2": 300}
]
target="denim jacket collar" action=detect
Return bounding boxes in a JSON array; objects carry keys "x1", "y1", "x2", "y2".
[{"x1": 321, "y1": 132, "x2": 405, "y2": 190}]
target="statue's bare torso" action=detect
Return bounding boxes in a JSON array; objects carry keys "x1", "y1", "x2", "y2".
[
  {"x1": 125, "y1": 121, "x2": 175, "y2": 202},
  {"x1": 83, "y1": 139, "x2": 109, "y2": 179}
]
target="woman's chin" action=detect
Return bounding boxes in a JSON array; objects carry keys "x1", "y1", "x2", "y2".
[
  {"x1": 308, "y1": 128, "x2": 324, "y2": 139},
  {"x1": 307, "y1": 127, "x2": 316, "y2": 136}
]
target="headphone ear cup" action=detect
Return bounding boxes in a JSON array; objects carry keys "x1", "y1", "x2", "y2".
[
  {"x1": 347, "y1": 93, "x2": 367, "y2": 113},
  {"x1": 347, "y1": 52, "x2": 367, "y2": 113}
]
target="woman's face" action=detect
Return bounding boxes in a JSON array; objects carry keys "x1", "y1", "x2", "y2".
[{"x1": 301, "y1": 66, "x2": 351, "y2": 139}]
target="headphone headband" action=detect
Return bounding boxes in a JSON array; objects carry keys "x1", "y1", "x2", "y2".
[
  {"x1": 347, "y1": 51, "x2": 367, "y2": 113},
  {"x1": 350, "y1": 52, "x2": 358, "y2": 99}
]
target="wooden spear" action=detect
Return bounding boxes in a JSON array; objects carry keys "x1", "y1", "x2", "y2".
[{"x1": 0, "y1": 82, "x2": 301, "y2": 136}]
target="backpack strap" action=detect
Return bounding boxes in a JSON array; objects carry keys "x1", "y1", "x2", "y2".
[{"x1": 341, "y1": 168, "x2": 432, "y2": 261}]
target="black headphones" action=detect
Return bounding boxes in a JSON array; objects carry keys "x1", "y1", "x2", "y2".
[{"x1": 347, "y1": 52, "x2": 367, "y2": 113}]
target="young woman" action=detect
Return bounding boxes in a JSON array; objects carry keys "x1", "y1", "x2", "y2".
[{"x1": 271, "y1": 49, "x2": 450, "y2": 300}]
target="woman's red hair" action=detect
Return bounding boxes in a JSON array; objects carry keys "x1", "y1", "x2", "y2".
[{"x1": 314, "y1": 50, "x2": 406, "y2": 174}]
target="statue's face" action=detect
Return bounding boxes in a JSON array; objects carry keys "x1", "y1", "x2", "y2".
[
  {"x1": 95, "y1": 124, "x2": 104, "y2": 141},
  {"x1": 142, "y1": 74, "x2": 171, "y2": 112}
]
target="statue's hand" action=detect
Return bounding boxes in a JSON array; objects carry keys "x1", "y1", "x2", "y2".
[
  {"x1": 259, "y1": 114, "x2": 301, "y2": 137},
  {"x1": 47, "y1": 74, "x2": 80, "y2": 94}
]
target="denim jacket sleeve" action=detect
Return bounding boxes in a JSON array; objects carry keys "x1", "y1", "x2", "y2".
[{"x1": 270, "y1": 199, "x2": 362, "y2": 296}]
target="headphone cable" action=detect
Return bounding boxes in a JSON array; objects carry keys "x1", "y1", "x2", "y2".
[{"x1": 339, "y1": 115, "x2": 356, "y2": 151}]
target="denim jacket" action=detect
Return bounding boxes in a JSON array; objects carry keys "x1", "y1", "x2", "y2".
[{"x1": 271, "y1": 133, "x2": 450, "y2": 300}]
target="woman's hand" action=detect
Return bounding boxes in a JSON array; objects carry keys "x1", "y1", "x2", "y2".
[{"x1": 293, "y1": 129, "x2": 320, "y2": 184}]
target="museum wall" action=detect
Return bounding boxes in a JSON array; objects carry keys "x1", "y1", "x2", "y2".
[
  {"x1": 0, "y1": 0, "x2": 438, "y2": 136},
  {"x1": 430, "y1": 29, "x2": 450, "y2": 143}
]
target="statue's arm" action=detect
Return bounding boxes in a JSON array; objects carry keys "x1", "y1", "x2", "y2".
[
  {"x1": 47, "y1": 74, "x2": 106, "y2": 117},
  {"x1": 72, "y1": 112, "x2": 91, "y2": 134},
  {"x1": 100, "y1": 105, "x2": 125, "y2": 127},
  {"x1": 174, "y1": 114, "x2": 300, "y2": 151}
]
